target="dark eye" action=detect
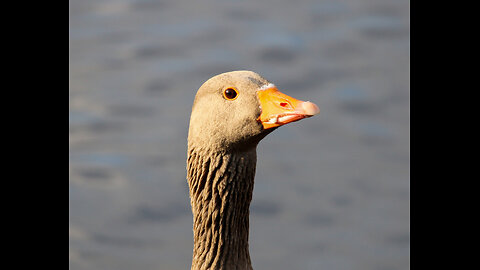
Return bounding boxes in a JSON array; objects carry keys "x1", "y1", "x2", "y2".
[{"x1": 223, "y1": 88, "x2": 238, "y2": 100}]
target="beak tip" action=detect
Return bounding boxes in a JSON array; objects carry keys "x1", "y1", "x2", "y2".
[{"x1": 301, "y1": 101, "x2": 320, "y2": 116}]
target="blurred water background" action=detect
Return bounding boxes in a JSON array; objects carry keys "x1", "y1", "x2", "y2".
[{"x1": 69, "y1": 0, "x2": 410, "y2": 269}]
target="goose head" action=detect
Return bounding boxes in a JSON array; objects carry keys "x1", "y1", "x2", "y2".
[{"x1": 188, "y1": 70, "x2": 319, "y2": 152}]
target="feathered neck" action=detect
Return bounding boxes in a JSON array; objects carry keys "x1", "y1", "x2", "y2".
[{"x1": 187, "y1": 146, "x2": 257, "y2": 270}]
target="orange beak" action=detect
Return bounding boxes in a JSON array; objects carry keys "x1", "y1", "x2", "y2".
[{"x1": 257, "y1": 85, "x2": 320, "y2": 129}]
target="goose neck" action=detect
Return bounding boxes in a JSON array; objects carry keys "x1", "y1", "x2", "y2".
[{"x1": 187, "y1": 148, "x2": 257, "y2": 270}]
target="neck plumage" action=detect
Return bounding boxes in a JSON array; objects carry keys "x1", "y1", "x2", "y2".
[{"x1": 187, "y1": 146, "x2": 257, "y2": 270}]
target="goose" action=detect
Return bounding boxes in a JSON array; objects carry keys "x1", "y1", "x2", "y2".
[{"x1": 187, "y1": 70, "x2": 319, "y2": 270}]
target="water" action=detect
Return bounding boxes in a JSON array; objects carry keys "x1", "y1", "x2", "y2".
[{"x1": 69, "y1": 0, "x2": 409, "y2": 269}]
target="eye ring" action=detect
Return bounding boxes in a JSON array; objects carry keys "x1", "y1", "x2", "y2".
[{"x1": 223, "y1": 87, "x2": 239, "y2": 100}]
